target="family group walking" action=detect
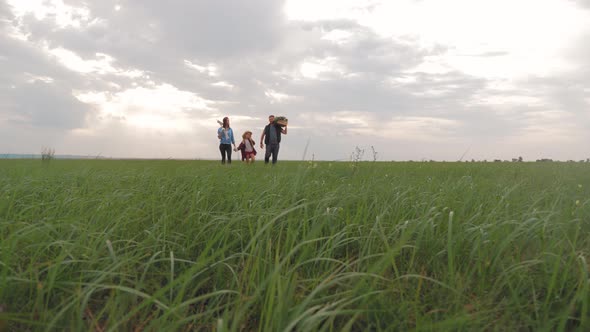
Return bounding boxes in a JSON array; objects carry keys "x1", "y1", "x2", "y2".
[{"x1": 217, "y1": 115, "x2": 288, "y2": 165}]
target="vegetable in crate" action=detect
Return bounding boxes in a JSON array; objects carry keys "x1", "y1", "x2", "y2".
[{"x1": 274, "y1": 116, "x2": 288, "y2": 126}]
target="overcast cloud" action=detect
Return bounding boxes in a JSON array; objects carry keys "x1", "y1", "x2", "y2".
[{"x1": 1, "y1": 0, "x2": 589, "y2": 160}]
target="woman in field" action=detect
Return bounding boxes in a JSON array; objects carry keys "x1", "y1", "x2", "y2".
[
  {"x1": 217, "y1": 117, "x2": 236, "y2": 164},
  {"x1": 237, "y1": 131, "x2": 257, "y2": 163}
]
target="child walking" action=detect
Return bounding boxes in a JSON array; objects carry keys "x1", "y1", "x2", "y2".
[{"x1": 238, "y1": 131, "x2": 257, "y2": 164}]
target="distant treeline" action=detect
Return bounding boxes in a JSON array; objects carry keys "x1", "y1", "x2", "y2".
[{"x1": 2, "y1": 154, "x2": 590, "y2": 162}]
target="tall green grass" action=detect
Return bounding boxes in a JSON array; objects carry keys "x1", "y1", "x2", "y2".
[{"x1": 0, "y1": 160, "x2": 589, "y2": 331}]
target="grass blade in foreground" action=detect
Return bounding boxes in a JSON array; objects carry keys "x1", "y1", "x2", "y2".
[{"x1": 0, "y1": 160, "x2": 589, "y2": 330}]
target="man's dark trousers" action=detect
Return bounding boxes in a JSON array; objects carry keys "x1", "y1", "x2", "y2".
[{"x1": 265, "y1": 144, "x2": 280, "y2": 164}]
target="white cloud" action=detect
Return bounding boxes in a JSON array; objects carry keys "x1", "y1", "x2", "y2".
[
  {"x1": 48, "y1": 47, "x2": 146, "y2": 78},
  {"x1": 517, "y1": 110, "x2": 581, "y2": 144},
  {"x1": 7, "y1": 0, "x2": 91, "y2": 28},
  {"x1": 285, "y1": 0, "x2": 378, "y2": 22},
  {"x1": 49, "y1": 48, "x2": 116, "y2": 74},
  {"x1": 321, "y1": 29, "x2": 353, "y2": 44},
  {"x1": 212, "y1": 81, "x2": 234, "y2": 89},
  {"x1": 300, "y1": 57, "x2": 351, "y2": 79},
  {"x1": 75, "y1": 83, "x2": 215, "y2": 131},
  {"x1": 287, "y1": 0, "x2": 590, "y2": 79},
  {"x1": 24, "y1": 73, "x2": 54, "y2": 83},
  {"x1": 265, "y1": 89, "x2": 293, "y2": 103},
  {"x1": 184, "y1": 60, "x2": 219, "y2": 77},
  {"x1": 299, "y1": 111, "x2": 460, "y2": 143},
  {"x1": 300, "y1": 111, "x2": 370, "y2": 129}
]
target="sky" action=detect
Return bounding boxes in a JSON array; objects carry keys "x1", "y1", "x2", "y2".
[{"x1": 1, "y1": 0, "x2": 589, "y2": 161}]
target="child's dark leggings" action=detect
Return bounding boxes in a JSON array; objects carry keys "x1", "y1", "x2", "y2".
[{"x1": 219, "y1": 144, "x2": 232, "y2": 164}]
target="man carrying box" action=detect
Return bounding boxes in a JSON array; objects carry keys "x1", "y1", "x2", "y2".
[{"x1": 260, "y1": 114, "x2": 287, "y2": 164}]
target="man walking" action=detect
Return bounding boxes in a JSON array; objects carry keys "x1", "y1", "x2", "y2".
[{"x1": 260, "y1": 115, "x2": 287, "y2": 164}]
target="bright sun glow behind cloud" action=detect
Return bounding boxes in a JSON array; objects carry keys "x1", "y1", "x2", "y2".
[{"x1": 76, "y1": 84, "x2": 215, "y2": 131}]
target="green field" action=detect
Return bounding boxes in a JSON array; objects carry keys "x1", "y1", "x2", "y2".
[{"x1": 1, "y1": 160, "x2": 589, "y2": 331}]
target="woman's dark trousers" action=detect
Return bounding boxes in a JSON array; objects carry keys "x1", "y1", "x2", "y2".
[{"x1": 219, "y1": 144, "x2": 232, "y2": 164}]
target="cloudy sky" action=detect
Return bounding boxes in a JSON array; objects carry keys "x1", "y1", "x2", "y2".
[{"x1": 1, "y1": 0, "x2": 589, "y2": 161}]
